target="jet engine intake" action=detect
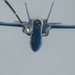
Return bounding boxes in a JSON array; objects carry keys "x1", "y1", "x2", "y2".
[
  {"x1": 22, "y1": 23, "x2": 32, "y2": 36},
  {"x1": 43, "y1": 31, "x2": 49, "y2": 37}
]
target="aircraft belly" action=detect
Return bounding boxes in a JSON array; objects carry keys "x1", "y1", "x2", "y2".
[{"x1": 30, "y1": 28, "x2": 42, "y2": 52}]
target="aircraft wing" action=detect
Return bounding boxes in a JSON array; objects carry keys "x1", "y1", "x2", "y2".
[
  {"x1": 0, "y1": 22, "x2": 22, "y2": 27},
  {"x1": 49, "y1": 23, "x2": 75, "y2": 29}
]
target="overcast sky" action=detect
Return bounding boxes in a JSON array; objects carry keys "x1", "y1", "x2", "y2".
[{"x1": 0, "y1": 0, "x2": 75, "y2": 75}]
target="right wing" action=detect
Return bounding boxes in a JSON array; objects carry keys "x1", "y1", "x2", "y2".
[{"x1": 0, "y1": 22, "x2": 22, "y2": 27}]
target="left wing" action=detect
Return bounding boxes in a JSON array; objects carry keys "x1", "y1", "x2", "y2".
[
  {"x1": 0, "y1": 22, "x2": 22, "y2": 27},
  {"x1": 50, "y1": 24, "x2": 75, "y2": 29},
  {"x1": 43, "y1": 23, "x2": 75, "y2": 32}
]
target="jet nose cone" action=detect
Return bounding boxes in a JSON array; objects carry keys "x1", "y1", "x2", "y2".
[
  {"x1": 30, "y1": 40, "x2": 42, "y2": 52},
  {"x1": 32, "y1": 46, "x2": 39, "y2": 52},
  {"x1": 30, "y1": 38, "x2": 42, "y2": 52}
]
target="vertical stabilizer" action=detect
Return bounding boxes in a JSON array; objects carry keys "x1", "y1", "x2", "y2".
[
  {"x1": 25, "y1": 3, "x2": 31, "y2": 22},
  {"x1": 46, "y1": 1, "x2": 54, "y2": 22}
]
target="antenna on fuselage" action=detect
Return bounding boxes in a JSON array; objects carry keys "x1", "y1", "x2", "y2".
[
  {"x1": 46, "y1": 1, "x2": 54, "y2": 22},
  {"x1": 25, "y1": 2, "x2": 31, "y2": 22}
]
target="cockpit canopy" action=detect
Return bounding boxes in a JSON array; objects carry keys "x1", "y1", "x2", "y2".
[{"x1": 33, "y1": 19, "x2": 42, "y2": 29}]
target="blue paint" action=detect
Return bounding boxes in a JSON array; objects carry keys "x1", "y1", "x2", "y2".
[
  {"x1": 1, "y1": 1, "x2": 75, "y2": 52},
  {"x1": 30, "y1": 19, "x2": 42, "y2": 52}
]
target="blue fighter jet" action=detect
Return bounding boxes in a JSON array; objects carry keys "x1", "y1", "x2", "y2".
[{"x1": 0, "y1": 0, "x2": 75, "y2": 52}]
